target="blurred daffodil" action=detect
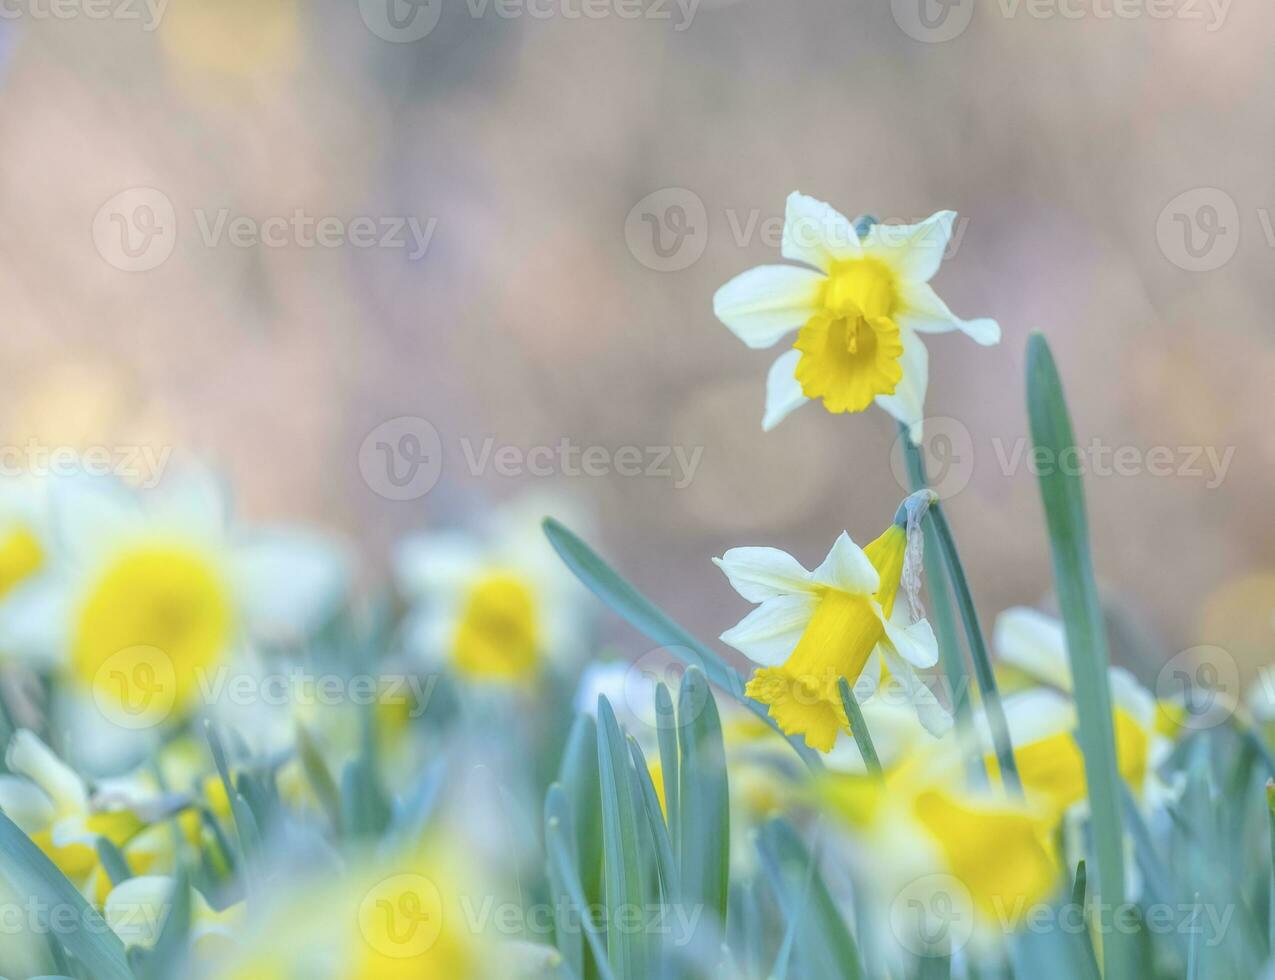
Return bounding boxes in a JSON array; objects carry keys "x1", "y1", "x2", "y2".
[
  {"x1": 105, "y1": 875, "x2": 243, "y2": 962},
  {"x1": 821, "y1": 750, "x2": 1058, "y2": 955},
  {"x1": 0, "y1": 477, "x2": 51, "y2": 660},
  {"x1": 713, "y1": 192, "x2": 1000, "y2": 439},
  {"x1": 0, "y1": 730, "x2": 143, "y2": 902},
  {"x1": 991, "y1": 607, "x2": 1175, "y2": 814},
  {"x1": 396, "y1": 495, "x2": 588, "y2": 686},
  {"x1": 214, "y1": 843, "x2": 524, "y2": 979},
  {"x1": 716, "y1": 514, "x2": 948, "y2": 752},
  {"x1": 0, "y1": 468, "x2": 350, "y2": 728}
]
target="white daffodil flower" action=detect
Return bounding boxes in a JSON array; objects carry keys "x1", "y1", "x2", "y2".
[
  {"x1": 715, "y1": 519, "x2": 949, "y2": 753},
  {"x1": 0, "y1": 468, "x2": 352, "y2": 732},
  {"x1": 105, "y1": 875, "x2": 242, "y2": 960},
  {"x1": 713, "y1": 192, "x2": 1000, "y2": 440},
  {"x1": 395, "y1": 492, "x2": 589, "y2": 685}
]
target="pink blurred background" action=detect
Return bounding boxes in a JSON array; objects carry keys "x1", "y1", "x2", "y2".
[{"x1": 2, "y1": 0, "x2": 1271, "y2": 682}]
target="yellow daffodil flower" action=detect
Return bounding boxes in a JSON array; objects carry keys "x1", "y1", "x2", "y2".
[
  {"x1": 214, "y1": 844, "x2": 519, "y2": 979},
  {"x1": 395, "y1": 494, "x2": 588, "y2": 685},
  {"x1": 713, "y1": 192, "x2": 1000, "y2": 439},
  {"x1": 716, "y1": 517, "x2": 949, "y2": 752},
  {"x1": 0, "y1": 469, "x2": 350, "y2": 732},
  {"x1": 821, "y1": 751, "x2": 1059, "y2": 956},
  {"x1": 990, "y1": 607, "x2": 1175, "y2": 814},
  {"x1": 0, "y1": 730, "x2": 144, "y2": 903},
  {"x1": 0, "y1": 477, "x2": 48, "y2": 624}
]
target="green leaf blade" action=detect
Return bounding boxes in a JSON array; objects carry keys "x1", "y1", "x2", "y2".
[{"x1": 1026, "y1": 333, "x2": 1133, "y2": 979}]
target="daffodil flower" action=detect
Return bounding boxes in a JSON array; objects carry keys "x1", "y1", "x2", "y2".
[
  {"x1": 105, "y1": 875, "x2": 243, "y2": 960},
  {"x1": 990, "y1": 607, "x2": 1175, "y2": 812},
  {"x1": 0, "y1": 730, "x2": 143, "y2": 902},
  {"x1": 214, "y1": 845, "x2": 508, "y2": 978},
  {"x1": 0, "y1": 477, "x2": 49, "y2": 635},
  {"x1": 0, "y1": 468, "x2": 351, "y2": 739},
  {"x1": 713, "y1": 192, "x2": 1000, "y2": 439},
  {"x1": 395, "y1": 493, "x2": 588, "y2": 685},
  {"x1": 715, "y1": 517, "x2": 949, "y2": 752},
  {"x1": 820, "y1": 751, "x2": 1058, "y2": 956}
]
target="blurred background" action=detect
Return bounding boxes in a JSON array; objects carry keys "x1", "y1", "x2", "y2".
[{"x1": 1, "y1": 0, "x2": 1271, "y2": 687}]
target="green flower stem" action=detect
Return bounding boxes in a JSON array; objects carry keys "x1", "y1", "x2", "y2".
[
  {"x1": 898, "y1": 424, "x2": 1016, "y2": 792},
  {"x1": 925, "y1": 502, "x2": 1021, "y2": 793},
  {"x1": 838, "y1": 677, "x2": 883, "y2": 780}
]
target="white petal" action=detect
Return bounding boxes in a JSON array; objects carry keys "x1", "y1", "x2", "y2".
[
  {"x1": 863, "y1": 211, "x2": 956, "y2": 283},
  {"x1": 897, "y1": 281, "x2": 1000, "y2": 346},
  {"x1": 5, "y1": 730, "x2": 87, "y2": 816},
  {"x1": 712, "y1": 547, "x2": 815, "y2": 602},
  {"x1": 401, "y1": 606, "x2": 453, "y2": 666},
  {"x1": 0, "y1": 775, "x2": 56, "y2": 832},
  {"x1": 810, "y1": 532, "x2": 879, "y2": 595},
  {"x1": 993, "y1": 607, "x2": 1072, "y2": 691},
  {"x1": 719, "y1": 593, "x2": 818, "y2": 666},
  {"x1": 106, "y1": 875, "x2": 175, "y2": 948},
  {"x1": 394, "y1": 530, "x2": 484, "y2": 601},
  {"x1": 1002, "y1": 688, "x2": 1076, "y2": 748},
  {"x1": 712, "y1": 265, "x2": 824, "y2": 350},
  {"x1": 762, "y1": 349, "x2": 809, "y2": 431},
  {"x1": 874, "y1": 326, "x2": 929, "y2": 444},
  {"x1": 49, "y1": 475, "x2": 143, "y2": 566},
  {"x1": 231, "y1": 529, "x2": 352, "y2": 640},
  {"x1": 0, "y1": 575, "x2": 72, "y2": 668},
  {"x1": 780, "y1": 192, "x2": 861, "y2": 272},
  {"x1": 881, "y1": 648, "x2": 951, "y2": 737},
  {"x1": 881, "y1": 614, "x2": 939, "y2": 669},
  {"x1": 573, "y1": 661, "x2": 635, "y2": 717},
  {"x1": 147, "y1": 464, "x2": 230, "y2": 539},
  {"x1": 1109, "y1": 667, "x2": 1155, "y2": 730}
]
